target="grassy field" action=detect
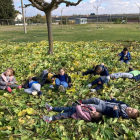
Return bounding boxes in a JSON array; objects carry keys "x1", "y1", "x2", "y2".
[
  {"x1": 0, "y1": 40, "x2": 140, "y2": 140},
  {"x1": 0, "y1": 23, "x2": 140, "y2": 43},
  {"x1": 0, "y1": 23, "x2": 140, "y2": 139}
]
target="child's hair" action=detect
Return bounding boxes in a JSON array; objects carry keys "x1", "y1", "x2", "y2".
[
  {"x1": 7, "y1": 68, "x2": 15, "y2": 76},
  {"x1": 59, "y1": 68, "x2": 64, "y2": 71},
  {"x1": 123, "y1": 47, "x2": 128, "y2": 51},
  {"x1": 91, "y1": 113, "x2": 103, "y2": 123},
  {"x1": 95, "y1": 65, "x2": 102, "y2": 71},
  {"x1": 131, "y1": 110, "x2": 139, "y2": 119}
]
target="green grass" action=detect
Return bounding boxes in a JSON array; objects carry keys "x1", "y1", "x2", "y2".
[
  {"x1": 0, "y1": 23, "x2": 140, "y2": 43},
  {"x1": 0, "y1": 23, "x2": 140, "y2": 139},
  {"x1": 0, "y1": 41, "x2": 140, "y2": 140}
]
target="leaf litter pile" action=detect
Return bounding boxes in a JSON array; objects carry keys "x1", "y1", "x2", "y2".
[{"x1": 0, "y1": 41, "x2": 140, "y2": 140}]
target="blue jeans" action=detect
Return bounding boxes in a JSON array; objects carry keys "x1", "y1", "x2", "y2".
[
  {"x1": 52, "y1": 106, "x2": 76, "y2": 121},
  {"x1": 120, "y1": 59, "x2": 130, "y2": 64},
  {"x1": 55, "y1": 78, "x2": 68, "y2": 88},
  {"x1": 91, "y1": 77, "x2": 104, "y2": 91}
]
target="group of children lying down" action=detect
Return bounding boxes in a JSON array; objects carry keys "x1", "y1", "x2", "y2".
[
  {"x1": 0, "y1": 67, "x2": 72, "y2": 95},
  {"x1": 43, "y1": 95, "x2": 139, "y2": 123},
  {"x1": 0, "y1": 47, "x2": 139, "y2": 123}
]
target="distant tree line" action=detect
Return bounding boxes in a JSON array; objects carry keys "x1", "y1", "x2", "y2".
[{"x1": 0, "y1": 0, "x2": 15, "y2": 19}]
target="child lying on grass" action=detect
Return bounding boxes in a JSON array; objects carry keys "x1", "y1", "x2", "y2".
[
  {"x1": 87, "y1": 63, "x2": 110, "y2": 93},
  {"x1": 43, "y1": 103, "x2": 103, "y2": 123},
  {"x1": 110, "y1": 66, "x2": 140, "y2": 81},
  {"x1": 76, "y1": 96, "x2": 139, "y2": 119},
  {"x1": 0, "y1": 68, "x2": 21, "y2": 93},
  {"x1": 82, "y1": 63, "x2": 108, "y2": 76},
  {"x1": 23, "y1": 77, "x2": 43, "y2": 96}
]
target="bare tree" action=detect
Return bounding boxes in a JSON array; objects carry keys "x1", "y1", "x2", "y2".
[
  {"x1": 134, "y1": 1, "x2": 140, "y2": 28},
  {"x1": 93, "y1": 0, "x2": 102, "y2": 29},
  {"x1": 20, "y1": 0, "x2": 27, "y2": 33},
  {"x1": 25, "y1": 0, "x2": 82, "y2": 55},
  {"x1": 61, "y1": 8, "x2": 64, "y2": 30}
]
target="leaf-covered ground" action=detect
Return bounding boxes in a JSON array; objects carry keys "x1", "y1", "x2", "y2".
[{"x1": 0, "y1": 41, "x2": 140, "y2": 140}]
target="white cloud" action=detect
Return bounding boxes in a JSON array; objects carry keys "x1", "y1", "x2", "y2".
[
  {"x1": 13, "y1": 0, "x2": 20, "y2": 2},
  {"x1": 13, "y1": 0, "x2": 140, "y2": 16}
]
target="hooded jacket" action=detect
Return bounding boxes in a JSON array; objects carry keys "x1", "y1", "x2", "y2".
[{"x1": 71, "y1": 104, "x2": 96, "y2": 121}]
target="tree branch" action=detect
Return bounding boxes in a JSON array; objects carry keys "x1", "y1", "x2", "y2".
[
  {"x1": 0, "y1": 103, "x2": 14, "y2": 118},
  {"x1": 135, "y1": 2, "x2": 140, "y2": 8},
  {"x1": 27, "y1": 0, "x2": 82, "y2": 11},
  {"x1": 27, "y1": 0, "x2": 48, "y2": 11},
  {"x1": 97, "y1": 0, "x2": 102, "y2": 8},
  {"x1": 24, "y1": 4, "x2": 33, "y2": 8},
  {"x1": 93, "y1": 0, "x2": 102, "y2": 9},
  {"x1": 55, "y1": 0, "x2": 82, "y2": 7}
]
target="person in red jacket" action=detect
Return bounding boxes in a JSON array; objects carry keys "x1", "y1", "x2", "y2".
[{"x1": 42, "y1": 103, "x2": 103, "y2": 123}]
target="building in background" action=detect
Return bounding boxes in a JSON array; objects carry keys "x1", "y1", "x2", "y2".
[
  {"x1": 15, "y1": 13, "x2": 23, "y2": 21},
  {"x1": 75, "y1": 18, "x2": 87, "y2": 24}
]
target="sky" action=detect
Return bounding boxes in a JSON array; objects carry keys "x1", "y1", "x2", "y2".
[{"x1": 13, "y1": 0, "x2": 140, "y2": 17}]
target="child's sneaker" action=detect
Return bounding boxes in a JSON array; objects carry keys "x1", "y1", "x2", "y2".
[
  {"x1": 18, "y1": 85, "x2": 22, "y2": 89},
  {"x1": 127, "y1": 62, "x2": 130, "y2": 65},
  {"x1": 72, "y1": 102, "x2": 79, "y2": 106},
  {"x1": 110, "y1": 75, "x2": 115, "y2": 80},
  {"x1": 49, "y1": 85, "x2": 54, "y2": 89},
  {"x1": 38, "y1": 91, "x2": 43, "y2": 96},
  {"x1": 87, "y1": 83, "x2": 92, "y2": 88},
  {"x1": 112, "y1": 77, "x2": 115, "y2": 80},
  {"x1": 58, "y1": 85, "x2": 65, "y2": 92},
  {"x1": 90, "y1": 89, "x2": 96, "y2": 93},
  {"x1": 75, "y1": 99, "x2": 82, "y2": 105},
  {"x1": 6, "y1": 87, "x2": 12, "y2": 93},
  {"x1": 120, "y1": 60, "x2": 123, "y2": 64},
  {"x1": 45, "y1": 103, "x2": 52, "y2": 111},
  {"x1": 32, "y1": 91, "x2": 38, "y2": 95},
  {"x1": 42, "y1": 115, "x2": 52, "y2": 123}
]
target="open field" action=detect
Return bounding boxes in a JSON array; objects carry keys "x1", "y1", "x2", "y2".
[
  {"x1": 0, "y1": 40, "x2": 140, "y2": 139},
  {"x1": 0, "y1": 23, "x2": 140, "y2": 139},
  {"x1": 0, "y1": 23, "x2": 140, "y2": 43}
]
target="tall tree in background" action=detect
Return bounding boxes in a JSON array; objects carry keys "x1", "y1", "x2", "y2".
[
  {"x1": 134, "y1": 1, "x2": 140, "y2": 29},
  {"x1": 93, "y1": 0, "x2": 102, "y2": 29},
  {"x1": 0, "y1": 0, "x2": 15, "y2": 19},
  {"x1": 14, "y1": 10, "x2": 21, "y2": 14},
  {"x1": 31, "y1": 14, "x2": 46, "y2": 23},
  {"x1": 26, "y1": 0, "x2": 82, "y2": 55}
]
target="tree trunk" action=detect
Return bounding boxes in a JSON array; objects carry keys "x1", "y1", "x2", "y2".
[{"x1": 45, "y1": 10, "x2": 53, "y2": 55}]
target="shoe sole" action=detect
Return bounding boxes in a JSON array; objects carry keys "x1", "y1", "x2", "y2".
[
  {"x1": 45, "y1": 103, "x2": 52, "y2": 111},
  {"x1": 58, "y1": 85, "x2": 65, "y2": 92},
  {"x1": 32, "y1": 91, "x2": 38, "y2": 95},
  {"x1": 75, "y1": 100, "x2": 81, "y2": 105},
  {"x1": 90, "y1": 90, "x2": 96, "y2": 93}
]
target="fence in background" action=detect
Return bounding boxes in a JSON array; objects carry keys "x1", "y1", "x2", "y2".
[{"x1": 0, "y1": 14, "x2": 139, "y2": 26}]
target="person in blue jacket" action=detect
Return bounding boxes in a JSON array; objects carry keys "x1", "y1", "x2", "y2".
[
  {"x1": 118, "y1": 47, "x2": 131, "y2": 64},
  {"x1": 76, "y1": 95, "x2": 139, "y2": 119},
  {"x1": 87, "y1": 64, "x2": 110, "y2": 93}
]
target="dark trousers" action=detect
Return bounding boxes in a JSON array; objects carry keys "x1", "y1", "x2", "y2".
[
  {"x1": 120, "y1": 59, "x2": 130, "y2": 64},
  {"x1": 52, "y1": 106, "x2": 76, "y2": 121},
  {"x1": 91, "y1": 77, "x2": 104, "y2": 91}
]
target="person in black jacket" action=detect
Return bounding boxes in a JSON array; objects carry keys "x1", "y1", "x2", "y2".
[
  {"x1": 51, "y1": 68, "x2": 72, "y2": 92},
  {"x1": 76, "y1": 95, "x2": 139, "y2": 119}
]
